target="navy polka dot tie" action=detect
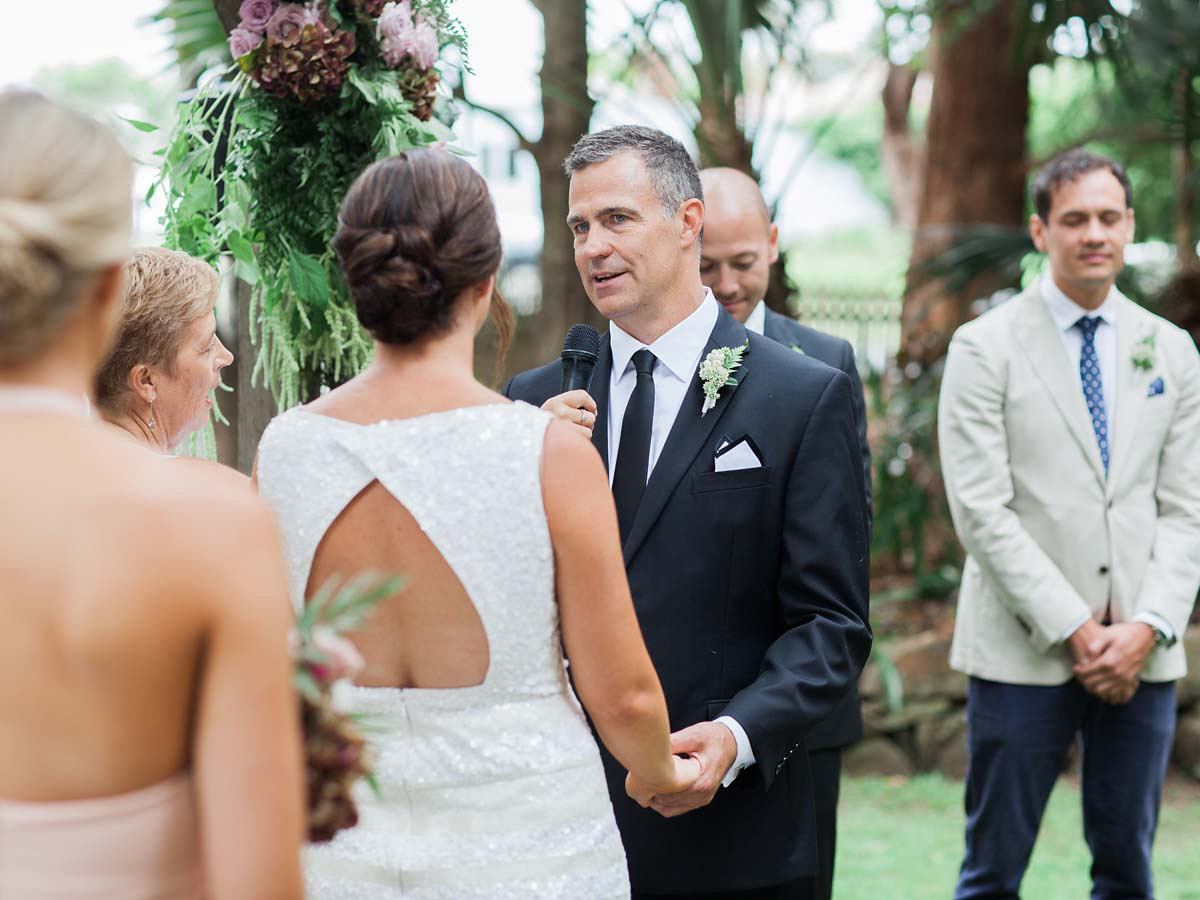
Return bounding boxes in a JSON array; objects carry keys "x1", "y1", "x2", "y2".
[{"x1": 1076, "y1": 316, "x2": 1108, "y2": 473}]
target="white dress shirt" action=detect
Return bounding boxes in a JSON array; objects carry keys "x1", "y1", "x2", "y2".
[
  {"x1": 607, "y1": 291, "x2": 720, "y2": 482},
  {"x1": 743, "y1": 299, "x2": 767, "y2": 336},
  {"x1": 607, "y1": 289, "x2": 756, "y2": 786},
  {"x1": 1040, "y1": 276, "x2": 1175, "y2": 645}
]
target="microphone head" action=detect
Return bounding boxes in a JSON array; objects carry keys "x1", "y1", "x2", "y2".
[{"x1": 563, "y1": 323, "x2": 601, "y2": 359}]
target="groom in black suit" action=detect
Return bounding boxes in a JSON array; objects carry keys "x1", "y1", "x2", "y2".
[{"x1": 504, "y1": 126, "x2": 871, "y2": 898}]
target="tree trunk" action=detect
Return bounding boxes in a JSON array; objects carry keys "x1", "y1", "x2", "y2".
[
  {"x1": 234, "y1": 280, "x2": 277, "y2": 473},
  {"x1": 495, "y1": 0, "x2": 597, "y2": 378},
  {"x1": 881, "y1": 62, "x2": 922, "y2": 232},
  {"x1": 1175, "y1": 67, "x2": 1197, "y2": 273},
  {"x1": 900, "y1": 0, "x2": 1030, "y2": 367},
  {"x1": 694, "y1": 96, "x2": 754, "y2": 172},
  {"x1": 212, "y1": 0, "x2": 240, "y2": 34}
]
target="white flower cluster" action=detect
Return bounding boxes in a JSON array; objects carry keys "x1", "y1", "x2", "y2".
[
  {"x1": 697, "y1": 342, "x2": 747, "y2": 416},
  {"x1": 699, "y1": 350, "x2": 730, "y2": 388},
  {"x1": 1131, "y1": 331, "x2": 1156, "y2": 372}
]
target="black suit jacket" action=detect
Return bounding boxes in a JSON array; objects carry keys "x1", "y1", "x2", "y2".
[
  {"x1": 762, "y1": 307, "x2": 869, "y2": 750},
  {"x1": 504, "y1": 309, "x2": 871, "y2": 893}
]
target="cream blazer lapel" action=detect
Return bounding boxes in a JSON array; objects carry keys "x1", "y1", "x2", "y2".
[
  {"x1": 1011, "y1": 287, "x2": 1107, "y2": 487},
  {"x1": 1107, "y1": 296, "x2": 1152, "y2": 493}
]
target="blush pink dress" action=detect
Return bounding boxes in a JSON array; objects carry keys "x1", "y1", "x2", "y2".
[{"x1": 0, "y1": 773, "x2": 206, "y2": 898}]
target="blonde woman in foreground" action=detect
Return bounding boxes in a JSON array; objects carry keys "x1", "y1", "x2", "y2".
[{"x1": 0, "y1": 91, "x2": 304, "y2": 899}]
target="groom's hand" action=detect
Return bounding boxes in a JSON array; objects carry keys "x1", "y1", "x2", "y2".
[
  {"x1": 541, "y1": 390, "x2": 597, "y2": 438},
  {"x1": 646, "y1": 722, "x2": 737, "y2": 818},
  {"x1": 1074, "y1": 622, "x2": 1154, "y2": 705}
]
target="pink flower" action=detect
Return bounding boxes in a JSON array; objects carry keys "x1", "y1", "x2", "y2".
[
  {"x1": 409, "y1": 18, "x2": 438, "y2": 71},
  {"x1": 228, "y1": 26, "x2": 264, "y2": 59},
  {"x1": 376, "y1": 1, "x2": 415, "y2": 67},
  {"x1": 376, "y1": 1, "x2": 414, "y2": 40},
  {"x1": 266, "y1": 3, "x2": 310, "y2": 46},
  {"x1": 300, "y1": 1, "x2": 322, "y2": 27},
  {"x1": 311, "y1": 626, "x2": 365, "y2": 681},
  {"x1": 238, "y1": 0, "x2": 277, "y2": 32}
]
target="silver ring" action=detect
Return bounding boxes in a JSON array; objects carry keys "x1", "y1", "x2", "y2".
[{"x1": 578, "y1": 409, "x2": 588, "y2": 426}]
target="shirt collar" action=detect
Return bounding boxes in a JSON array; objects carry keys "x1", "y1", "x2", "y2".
[
  {"x1": 610, "y1": 289, "x2": 720, "y2": 381},
  {"x1": 744, "y1": 300, "x2": 767, "y2": 335},
  {"x1": 1040, "y1": 273, "x2": 1118, "y2": 333}
]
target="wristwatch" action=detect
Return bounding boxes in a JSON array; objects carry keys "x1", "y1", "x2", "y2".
[{"x1": 1148, "y1": 622, "x2": 1176, "y2": 649}]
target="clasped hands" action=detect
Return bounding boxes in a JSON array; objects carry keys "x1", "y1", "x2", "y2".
[
  {"x1": 624, "y1": 722, "x2": 738, "y2": 818},
  {"x1": 1068, "y1": 618, "x2": 1156, "y2": 705}
]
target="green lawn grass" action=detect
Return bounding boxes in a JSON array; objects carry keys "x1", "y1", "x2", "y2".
[{"x1": 836, "y1": 775, "x2": 1200, "y2": 899}]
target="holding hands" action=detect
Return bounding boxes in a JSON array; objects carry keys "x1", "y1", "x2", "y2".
[
  {"x1": 625, "y1": 721, "x2": 737, "y2": 818},
  {"x1": 1068, "y1": 619, "x2": 1156, "y2": 705}
]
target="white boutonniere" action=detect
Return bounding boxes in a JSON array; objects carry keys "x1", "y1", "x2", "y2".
[
  {"x1": 1131, "y1": 330, "x2": 1156, "y2": 372},
  {"x1": 699, "y1": 340, "x2": 748, "y2": 416}
]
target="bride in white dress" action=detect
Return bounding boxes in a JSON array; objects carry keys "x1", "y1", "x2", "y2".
[{"x1": 256, "y1": 149, "x2": 698, "y2": 899}]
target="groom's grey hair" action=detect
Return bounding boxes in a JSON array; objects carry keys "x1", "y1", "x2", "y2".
[{"x1": 564, "y1": 125, "x2": 703, "y2": 217}]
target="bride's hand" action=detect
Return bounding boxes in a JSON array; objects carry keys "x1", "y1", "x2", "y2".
[{"x1": 625, "y1": 754, "x2": 703, "y2": 808}]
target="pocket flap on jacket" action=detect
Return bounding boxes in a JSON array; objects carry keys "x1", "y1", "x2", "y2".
[{"x1": 691, "y1": 466, "x2": 771, "y2": 494}]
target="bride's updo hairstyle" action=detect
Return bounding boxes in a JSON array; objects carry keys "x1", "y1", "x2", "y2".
[
  {"x1": 0, "y1": 91, "x2": 133, "y2": 365},
  {"x1": 333, "y1": 148, "x2": 513, "y2": 357}
]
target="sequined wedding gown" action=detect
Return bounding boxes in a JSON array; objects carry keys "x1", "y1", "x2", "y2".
[{"x1": 256, "y1": 402, "x2": 630, "y2": 899}]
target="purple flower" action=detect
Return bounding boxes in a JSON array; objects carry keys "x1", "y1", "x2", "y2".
[
  {"x1": 229, "y1": 26, "x2": 265, "y2": 58},
  {"x1": 409, "y1": 18, "x2": 438, "y2": 71},
  {"x1": 266, "y1": 3, "x2": 310, "y2": 46},
  {"x1": 238, "y1": 0, "x2": 277, "y2": 32}
]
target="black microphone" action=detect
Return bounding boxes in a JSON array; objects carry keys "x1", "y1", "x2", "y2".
[{"x1": 560, "y1": 324, "x2": 601, "y2": 393}]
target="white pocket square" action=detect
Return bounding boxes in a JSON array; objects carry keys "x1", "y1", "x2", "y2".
[{"x1": 715, "y1": 437, "x2": 763, "y2": 472}]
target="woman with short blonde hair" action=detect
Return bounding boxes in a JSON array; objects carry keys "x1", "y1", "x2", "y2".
[
  {"x1": 96, "y1": 246, "x2": 233, "y2": 452},
  {"x1": 0, "y1": 90, "x2": 303, "y2": 899}
]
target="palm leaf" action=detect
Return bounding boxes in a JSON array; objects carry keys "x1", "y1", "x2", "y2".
[{"x1": 148, "y1": 0, "x2": 231, "y2": 84}]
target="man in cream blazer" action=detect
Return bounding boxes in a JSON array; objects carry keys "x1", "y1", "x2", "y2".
[{"x1": 938, "y1": 150, "x2": 1200, "y2": 899}]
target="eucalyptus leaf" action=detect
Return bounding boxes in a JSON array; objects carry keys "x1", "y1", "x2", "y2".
[{"x1": 119, "y1": 115, "x2": 159, "y2": 133}]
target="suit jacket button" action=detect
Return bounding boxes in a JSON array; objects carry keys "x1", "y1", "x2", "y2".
[{"x1": 1099, "y1": 565, "x2": 1109, "y2": 575}]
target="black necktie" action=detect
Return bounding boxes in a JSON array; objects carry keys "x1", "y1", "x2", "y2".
[{"x1": 612, "y1": 348, "x2": 656, "y2": 544}]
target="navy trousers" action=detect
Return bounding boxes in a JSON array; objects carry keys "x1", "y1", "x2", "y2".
[{"x1": 955, "y1": 677, "x2": 1176, "y2": 900}]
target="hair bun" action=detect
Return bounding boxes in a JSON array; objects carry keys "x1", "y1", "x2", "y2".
[
  {"x1": 333, "y1": 149, "x2": 504, "y2": 347},
  {"x1": 0, "y1": 91, "x2": 132, "y2": 365}
]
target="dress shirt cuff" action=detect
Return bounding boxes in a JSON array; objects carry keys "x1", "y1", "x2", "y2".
[
  {"x1": 1132, "y1": 611, "x2": 1175, "y2": 645},
  {"x1": 714, "y1": 715, "x2": 756, "y2": 788},
  {"x1": 1057, "y1": 612, "x2": 1093, "y2": 646}
]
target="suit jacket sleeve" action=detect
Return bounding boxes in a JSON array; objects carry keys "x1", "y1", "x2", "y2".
[
  {"x1": 1132, "y1": 328, "x2": 1200, "y2": 635},
  {"x1": 722, "y1": 369, "x2": 872, "y2": 790},
  {"x1": 937, "y1": 327, "x2": 1092, "y2": 652},
  {"x1": 841, "y1": 341, "x2": 873, "y2": 536}
]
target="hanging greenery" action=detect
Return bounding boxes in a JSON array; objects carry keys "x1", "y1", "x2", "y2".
[{"x1": 153, "y1": 0, "x2": 466, "y2": 410}]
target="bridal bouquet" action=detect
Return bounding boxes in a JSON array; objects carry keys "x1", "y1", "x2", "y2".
[
  {"x1": 155, "y1": 0, "x2": 465, "y2": 410},
  {"x1": 293, "y1": 572, "x2": 405, "y2": 842}
]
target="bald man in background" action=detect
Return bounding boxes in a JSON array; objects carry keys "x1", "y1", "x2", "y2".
[{"x1": 699, "y1": 168, "x2": 872, "y2": 900}]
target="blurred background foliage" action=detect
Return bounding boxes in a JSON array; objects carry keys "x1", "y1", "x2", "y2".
[{"x1": 30, "y1": 0, "x2": 1200, "y2": 599}]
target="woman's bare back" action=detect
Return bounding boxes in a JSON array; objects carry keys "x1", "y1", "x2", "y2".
[
  {"x1": 299, "y1": 372, "x2": 501, "y2": 690},
  {"x1": 0, "y1": 416, "x2": 270, "y2": 800}
]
